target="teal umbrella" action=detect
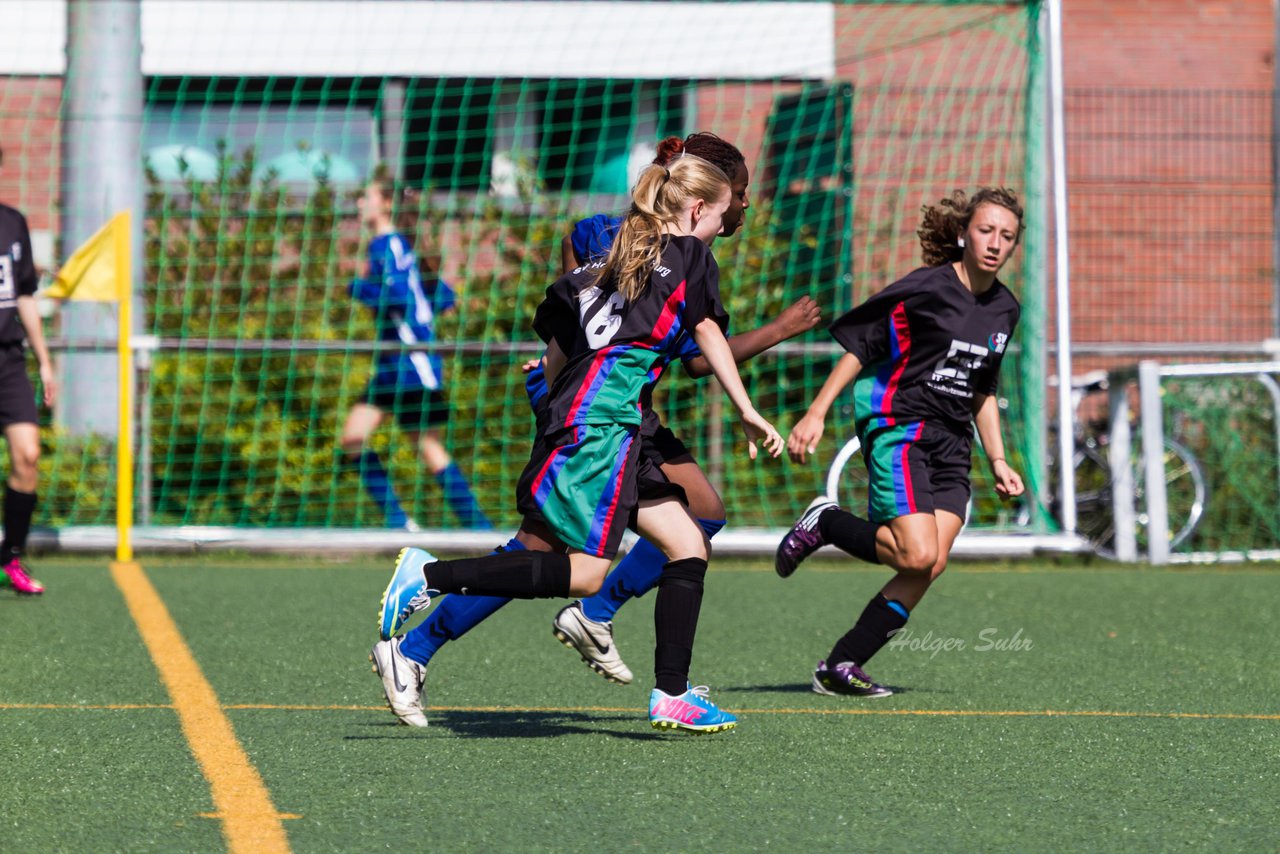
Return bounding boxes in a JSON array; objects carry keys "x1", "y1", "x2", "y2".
[
  {"x1": 147, "y1": 144, "x2": 220, "y2": 182},
  {"x1": 260, "y1": 150, "x2": 361, "y2": 184}
]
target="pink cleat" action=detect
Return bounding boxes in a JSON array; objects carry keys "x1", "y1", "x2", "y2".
[{"x1": 2, "y1": 558, "x2": 45, "y2": 595}]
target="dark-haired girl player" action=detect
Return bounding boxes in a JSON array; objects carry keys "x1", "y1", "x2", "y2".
[
  {"x1": 776, "y1": 187, "x2": 1026, "y2": 697},
  {"x1": 0, "y1": 169, "x2": 55, "y2": 595}
]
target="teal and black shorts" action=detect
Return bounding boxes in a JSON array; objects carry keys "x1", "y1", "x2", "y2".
[
  {"x1": 860, "y1": 420, "x2": 972, "y2": 523},
  {"x1": 515, "y1": 422, "x2": 685, "y2": 559}
]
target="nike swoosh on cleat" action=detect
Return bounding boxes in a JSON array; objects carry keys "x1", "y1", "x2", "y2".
[
  {"x1": 389, "y1": 653, "x2": 409, "y2": 694},
  {"x1": 572, "y1": 614, "x2": 612, "y2": 655}
]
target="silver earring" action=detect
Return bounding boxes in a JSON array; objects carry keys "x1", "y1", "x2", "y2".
[{"x1": 957, "y1": 236, "x2": 965, "y2": 248}]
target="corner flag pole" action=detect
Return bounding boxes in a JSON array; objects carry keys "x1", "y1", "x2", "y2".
[{"x1": 116, "y1": 210, "x2": 133, "y2": 563}]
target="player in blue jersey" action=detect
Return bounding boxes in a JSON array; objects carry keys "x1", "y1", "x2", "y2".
[
  {"x1": 776, "y1": 188, "x2": 1026, "y2": 697},
  {"x1": 368, "y1": 135, "x2": 819, "y2": 727},
  {"x1": 341, "y1": 178, "x2": 491, "y2": 530},
  {"x1": 375, "y1": 154, "x2": 783, "y2": 732}
]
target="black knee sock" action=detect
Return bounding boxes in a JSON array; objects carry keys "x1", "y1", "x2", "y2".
[
  {"x1": 828, "y1": 594, "x2": 909, "y2": 667},
  {"x1": 1, "y1": 486, "x2": 37, "y2": 564},
  {"x1": 425, "y1": 550, "x2": 572, "y2": 599},
  {"x1": 653, "y1": 557, "x2": 708, "y2": 695},
  {"x1": 818, "y1": 507, "x2": 882, "y2": 564}
]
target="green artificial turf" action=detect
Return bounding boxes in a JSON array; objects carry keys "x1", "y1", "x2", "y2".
[{"x1": 2, "y1": 555, "x2": 1278, "y2": 851}]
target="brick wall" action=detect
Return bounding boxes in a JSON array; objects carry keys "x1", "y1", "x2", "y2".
[{"x1": 1062, "y1": 0, "x2": 1273, "y2": 359}]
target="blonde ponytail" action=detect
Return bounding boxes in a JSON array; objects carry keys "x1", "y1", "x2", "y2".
[{"x1": 593, "y1": 155, "x2": 730, "y2": 302}]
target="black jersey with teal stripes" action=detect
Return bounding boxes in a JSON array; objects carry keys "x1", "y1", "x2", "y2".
[
  {"x1": 0, "y1": 205, "x2": 38, "y2": 345},
  {"x1": 828, "y1": 263, "x2": 1020, "y2": 436},
  {"x1": 533, "y1": 235, "x2": 728, "y2": 430}
]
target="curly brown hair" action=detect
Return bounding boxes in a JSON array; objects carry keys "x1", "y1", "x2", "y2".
[{"x1": 917, "y1": 187, "x2": 1024, "y2": 266}]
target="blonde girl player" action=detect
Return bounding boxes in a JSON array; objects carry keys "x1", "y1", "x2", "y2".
[
  {"x1": 0, "y1": 155, "x2": 56, "y2": 595},
  {"x1": 776, "y1": 187, "x2": 1026, "y2": 696},
  {"x1": 377, "y1": 154, "x2": 782, "y2": 732},
  {"x1": 341, "y1": 178, "x2": 490, "y2": 530}
]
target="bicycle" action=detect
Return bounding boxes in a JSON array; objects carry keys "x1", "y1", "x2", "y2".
[
  {"x1": 820, "y1": 373, "x2": 1207, "y2": 557},
  {"x1": 1051, "y1": 372, "x2": 1206, "y2": 557}
]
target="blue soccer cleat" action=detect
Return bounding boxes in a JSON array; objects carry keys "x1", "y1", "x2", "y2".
[
  {"x1": 649, "y1": 685, "x2": 738, "y2": 734},
  {"x1": 378, "y1": 547, "x2": 438, "y2": 641}
]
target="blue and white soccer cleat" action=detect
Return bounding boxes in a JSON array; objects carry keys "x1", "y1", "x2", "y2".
[
  {"x1": 378, "y1": 547, "x2": 438, "y2": 641},
  {"x1": 648, "y1": 685, "x2": 738, "y2": 734}
]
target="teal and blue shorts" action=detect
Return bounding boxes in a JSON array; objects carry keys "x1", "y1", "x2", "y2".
[{"x1": 516, "y1": 422, "x2": 685, "y2": 559}]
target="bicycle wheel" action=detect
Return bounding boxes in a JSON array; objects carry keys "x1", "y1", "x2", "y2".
[
  {"x1": 824, "y1": 436, "x2": 870, "y2": 512},
  {"x1": 1071, "y1": 445, "x2": 1115, "y2": 550},
  {"x1": 1159, "y1": 437, "x2": 1207, "y2": 550},
  {"x1": 1073, "y1": 437, "x2": 1208, "y2": 556}
]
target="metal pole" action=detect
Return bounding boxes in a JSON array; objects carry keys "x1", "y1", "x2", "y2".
[
  {"x1": 380, "y1": 79, "x2": 406, "y2": 181},
  {"x1": 1138, "y1": 361, "x2": 1168, "y2": 564},
  {"x1": 136, "y1": 338, "x2": 156, "y2": 526},
  {"x1": 1047, "y1": 0, "x2": 1078, "y2": 534},
  {"x1": 1108, "y1": 378, "x2": 1137, "y2": 562},
  {"x1": 61, "y1": 0, "x2": 144, "y2": 436}
]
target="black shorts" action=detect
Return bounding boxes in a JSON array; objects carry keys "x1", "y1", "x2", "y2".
[
  {"x1": 646, "y1": 422, "x2": 694, "y2": 464},
  {"x1": 861, "y1": 420, "x2": 972, "y2": 523},
  {"x1": 364, "y1": 383, "x2": 450, "y2": 432},
  {"x1": 0, "y1": 345, "x2": 38, "y2": 427},
  {"x1": 639, "y1": 407, "x2": 694, "y2": 463}
]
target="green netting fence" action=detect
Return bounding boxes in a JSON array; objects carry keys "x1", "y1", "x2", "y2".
[{"x1": 2, "y1": 1, "x2": 1054, "y2": 540}]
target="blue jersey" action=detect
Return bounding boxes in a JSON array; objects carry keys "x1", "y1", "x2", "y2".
[
  {"x1": 350, "y1": 233, "x2": 456, "y2": 391},
  {"x1": 569, "y1": 214, "x2": 622, "y2": 266}
]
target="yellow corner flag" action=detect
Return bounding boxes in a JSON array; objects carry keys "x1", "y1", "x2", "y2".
[
  {"x1": 44, "y1": 209, "x2": 136, "y2": 562},
  {"x1": 45, "y1": 210, "x2": 131, "y2": 302}
]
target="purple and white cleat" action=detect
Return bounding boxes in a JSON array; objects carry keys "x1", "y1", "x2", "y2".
[
  {"x1": 811, "y1": 660, "x2": 893, "y2": 698},
  {"x1": 775, "y1": 496, "x2": 837, "y2": 578}
]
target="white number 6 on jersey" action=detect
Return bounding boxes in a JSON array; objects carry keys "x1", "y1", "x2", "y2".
[{"x1": 578, "y1": 286, "x2": 626, "y2": 349}]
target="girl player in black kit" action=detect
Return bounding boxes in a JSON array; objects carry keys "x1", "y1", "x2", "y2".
[
  {"x1": 0, "y1": 147, "x2": 57, "y2": 595},
  {"x1": 776, "y1": 187, "x2": 1026, "y2": 696}
]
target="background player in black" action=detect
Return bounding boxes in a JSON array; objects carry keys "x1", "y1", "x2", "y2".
[
  {"x1": 777, "y1": 187, "x2": 1026, "y2": 696},
  {"x1": 0, "y1": 146, "x2": 57, "y2": 595}
]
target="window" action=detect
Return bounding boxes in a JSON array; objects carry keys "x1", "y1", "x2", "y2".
[
  {"x1": 401, "y1": 79, "x2": 687, "y2": 195},
  {"x1": 144, "y1": 77, "x2": 380, "y2": 185}
]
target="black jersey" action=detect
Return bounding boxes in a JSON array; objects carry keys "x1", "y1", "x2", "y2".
[
  {"x1": 533, "y1": 235, "x2": 728, "y2": 430},
  {"x1": 829, "y1": 263, "x2": 1021, "y2": 436},
  {"x1": 0, "y1": 205, "x2": 38, "y2": 345}
]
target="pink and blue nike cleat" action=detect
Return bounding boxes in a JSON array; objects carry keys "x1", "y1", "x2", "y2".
[{"x1": 649, "y1": 684, "x2": 737, "y2": 734}]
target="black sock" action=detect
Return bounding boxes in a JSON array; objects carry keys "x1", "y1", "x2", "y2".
[
  {"x1": 653, "y1": 557, "x2": 708, "y2": 695},
  {"x1": 1, "y1": 486, "x2": 37, "y2": 564},
  {"x1": 818, "y1": 507, "x2": 882, "y2": 564},
  {"x1": 425, "y1": 550, "x2": 572, "y2": 599},
  {"x1": 828, "y1": 594, "x2": 909, "y2": 667}
]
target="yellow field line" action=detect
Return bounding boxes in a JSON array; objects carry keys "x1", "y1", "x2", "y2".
[
  {"x1": 9, "y1": 701, "x2": 1272, "y2": 722},
  {"x1": 0, "y1": 703, "x2": 173, "y2": 710},
  {"x1": 109, "y1": 561, "x2": 292, "y2": 853}
]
